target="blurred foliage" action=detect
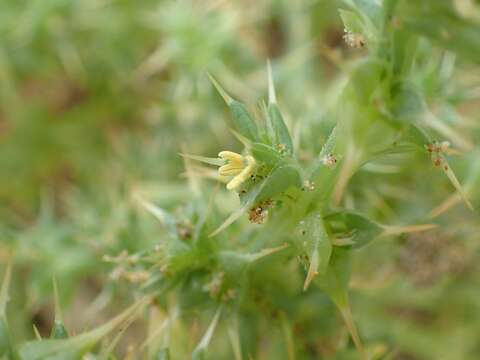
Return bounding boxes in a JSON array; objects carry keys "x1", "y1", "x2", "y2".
[{"x1": 0, "y1": 0, "x2": 480, "y2": 359}]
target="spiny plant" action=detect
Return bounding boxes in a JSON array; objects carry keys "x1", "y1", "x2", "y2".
[
  {"x1": 1, "y1": 0, "x2": 480, "y2": 359},
  {"x1": 129, "y1": 1, "x2": 477, "y2": 358}
]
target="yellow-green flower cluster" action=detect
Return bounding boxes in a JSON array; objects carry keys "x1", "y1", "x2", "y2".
[{"x1": 218, "y1": 151, "x2": 256, "y2": 190}]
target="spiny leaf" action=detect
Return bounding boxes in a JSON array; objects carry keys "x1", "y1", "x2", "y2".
[
  {"x1": 325, "y1": 210, "x2": 382, "y2": 249},
  {"x1": 208, "y1": 73, "x2": 234, "y2": 105},
  {"x1": 179, "y1": 153, "x2": 225, "y2": 167},
  {"x1": 209, "y1": 74, "x2": 259, "y2": 141},
  {"x1": 247, "y1": 243, "x2": 289, "y2": 263},
  {"x1": 345, "y1": 0, "x2": 384, "y2": 32},
  {"x1": 192, "y1": 307, "x2": 222, "y2": 360},
  {"x1": 300, "y1": 213, "x2": 332, "y2": 291},
  {"x1": 267, "y1": 60, "x2": 277, "y2": 105},
  {"x1": 50, "y1": 278, "x2": 68, "y2": 339},
  {"x1": 315, "y1": 248, "x2": 366, "y2": 359},
  {"x1": 439, "y1": 155, "x2": 474, "y2": 211},
  {"x1": 230, "y1": 101, "x2": 260, "y2": 142},
  {"x1": 339, "y1": 9, "x2": 364, "y2": 35},
  {"x1": 250, "y1": 142, "x2": 283, "y2": 167},
  {"x1": 219, "y1": 244, "x2": 289, "y2": 282},
  {"x1": 265, "y1": 62, "x2": 294, "y2": 154},
  {"x1": 267, "y1": 104, "x2": 294, "y2": 155},
  {"x1": 381, "y1": 223, "x2": 437, "y2": 236},
  {"x1": 211, "y1": 165, "x2": 300, "y2": 236},
  {"x1": 209, "y1": 182, "x2": 264, "y2": 237},
  {"x1": 256, "y1": 165, "x2": 302, "y2": 203},
  {"x1": 339, "y1": 303, "x2": 366, "y2": 360},
  {"x1": 20, "y1": 297, "x2": 149, "y2": 360},
  {"x1": 101, "y1": 313, "x2": 137, "y2": 357}
]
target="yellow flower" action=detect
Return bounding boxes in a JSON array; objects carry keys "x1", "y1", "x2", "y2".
[{"x1": 218, "y1": 151, "x2": 256, "y2": 190}]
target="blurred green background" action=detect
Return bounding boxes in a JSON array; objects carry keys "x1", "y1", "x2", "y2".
[{"x1": 1, "y1": 0, "x2": 480, "y2": 359}]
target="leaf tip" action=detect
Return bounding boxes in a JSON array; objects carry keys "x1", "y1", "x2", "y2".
[
  {"x1": 208, "y1": 72, "x2": 234, "y2": 105},
  {"x1": 266, "y1": 60, "x2": 277, "y2": 105}
]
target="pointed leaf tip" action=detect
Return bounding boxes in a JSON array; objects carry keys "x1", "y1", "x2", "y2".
[
  {"x1": 207, "y1": 73, "x2": 234, "y2": 105},
  {"x1": 193, "y1": 307, "x2": 222, "y2": 358},
  {"x1": 179, "y1": 153, "x2": 225, "y2": 166},
  {"x1": 267, "y1": 60, "x2": 277, "y2": 105},
  {"x1": 303, "y1": 249, "x2": 319, "y2": 291},
  {"x1": 441, "y1": 160, "x2": 474, "y2": 211}
]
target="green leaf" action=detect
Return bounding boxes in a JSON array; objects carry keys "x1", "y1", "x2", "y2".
[
  {"x1": 345, "y1": 0, "x2": 384, "y2": 29},
  {"x1": 315, "y1": 248, "x2": 351, "y2": 309},
  {"x1": 208, "y1": 74, "x2": 259, "y2": 141},
  {"x1": 315, "y1": 248, "x2": 366, "y2": 357},
  {"x1": 265, "y1": 64, "x2": 293, "y2": 154},
  {"x1": 267, "y1": 104, "x2": 294, "y2": 155},
  {"x1": 250, "y1": 142, "x2": 283, "y2": 167},
  {"x1": 324, "y1": 211, "x2": 383, "y2": 249},
  {"x1": 318, "y1": 126, "x2": 339, "y2": 159},
  {"x1": 399, "y1": 123, "x2": 431, "y2": 149},
  {"x1": 299, "y1": 212, "x2": 332, "y2": 291},
  {"x1": 179, "y1": 153, "x2": 225, "y2": 167},
  {"x1": 390, "y1": 27, "x2": 417, "y2": 76},
  {"x1": 211, "y1": 165, "x2": 300, "y2": 236},
  {"x1": 209, "y1": 181, "x2": 265, "y2": 237},
  {"x1": 311, "y1": 126, "x2": 342, "y2": 207},
  {"x1": 339, "y1": 9, "x2": 364, "y2": 34},
  {"x1": 230, "y1": 101, "x2": 259, "y2": 142},
  {"x1": 256, "y1": 165, "x2": 302, "y2": 203}
]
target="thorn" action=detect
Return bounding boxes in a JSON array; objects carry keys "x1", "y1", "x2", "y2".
[
  {"x1": 248, "y1": 243, "x2": 289, "y2": 262},
  {"x1": 381, "y1": 223, "x2": 437, "y2": 236},
  {"x1": 178, "y1": 153, "x2": 225, "y2": 166},
  {"x1": 303, "y1": 248, "x2": 319, "y2": 291}
]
